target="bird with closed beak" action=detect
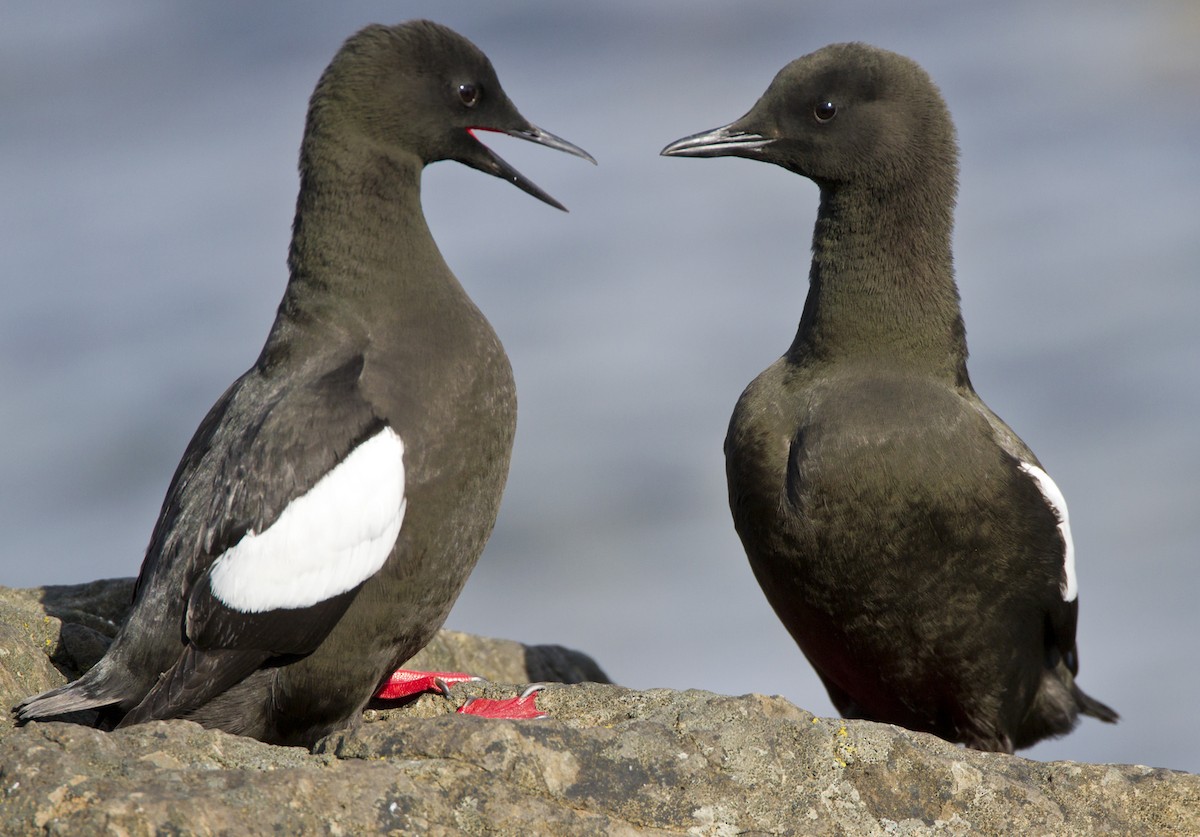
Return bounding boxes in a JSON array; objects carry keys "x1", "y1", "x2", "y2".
[{"x1": 662, "y1": 42, "x2": 1116, "y2": 753}]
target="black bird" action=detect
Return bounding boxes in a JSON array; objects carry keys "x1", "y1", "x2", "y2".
[
  {"x1": 662, "y1": 42, "x2": 1116, "y2": 753},
  {"x1": 16, "y1": 20, "x2": 593, "y2": 747}
]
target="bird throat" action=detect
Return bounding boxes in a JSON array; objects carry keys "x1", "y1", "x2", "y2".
[
  {"x1": 789, "y1": 183, "x2": 968, "y2": 383},
  {"x1": 260, "y1": 139, "x2": 460, "y2": 370}
]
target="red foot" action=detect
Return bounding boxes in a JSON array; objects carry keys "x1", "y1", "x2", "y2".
[
  {"x1": 374, "y1": 669, "x2": 483, "y2": 700},
  {"x1": 457, "y1": 685, "x2": 548, "y2": 720}
]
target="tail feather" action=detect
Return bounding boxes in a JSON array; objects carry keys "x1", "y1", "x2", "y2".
[
  {"x1": 1076, "y1": 686, "x2": 1119, "y2": 724},
  {"x1": 1013, "y1": 662, "x2": 1118, "y2": 750},
  {"x1": 14, "y1": 663, "x2": 134, "y2": 723}
]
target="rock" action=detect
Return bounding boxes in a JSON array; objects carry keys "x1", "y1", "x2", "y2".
[{"x1": 2, "y1": 581, "x2": 1197, "y2": 835}]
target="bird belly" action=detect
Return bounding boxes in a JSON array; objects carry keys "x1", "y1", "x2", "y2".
[{"x1": 730, "y1": 374, "x2": 1047, "y2": 744}]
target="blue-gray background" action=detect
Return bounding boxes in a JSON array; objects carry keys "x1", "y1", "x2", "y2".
[{"x1": 3, "y1": 2, "x2": 1197, "y2": 772}]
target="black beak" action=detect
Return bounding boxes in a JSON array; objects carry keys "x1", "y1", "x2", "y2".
[
  {"x1": 660, "y1": 122, "x2": 774, "y2": 159},
  {"x1": 467, "y1": 122, "x2": 595, "y2": 212}
]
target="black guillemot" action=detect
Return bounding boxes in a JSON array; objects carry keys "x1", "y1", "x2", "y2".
[
  {"x1": 662, "y1": 42, "x2": 1116, "y2": 753},
  {"x1": 17, "y1": 20, "x2": 593, "y2": 746}
]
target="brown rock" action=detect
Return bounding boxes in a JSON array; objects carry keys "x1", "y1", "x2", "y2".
[{"x1": 1, "y1": 581, "x2": 1196, "y2": 835}]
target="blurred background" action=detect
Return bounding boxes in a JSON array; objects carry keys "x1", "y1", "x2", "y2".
[{"x1": 3, "y1": 1, "x2": 1197, "y2": 771}]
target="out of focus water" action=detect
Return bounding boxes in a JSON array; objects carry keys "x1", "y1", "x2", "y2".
[{"x1": 3, "y1": 1, "x2": 1198, "y2": 771}]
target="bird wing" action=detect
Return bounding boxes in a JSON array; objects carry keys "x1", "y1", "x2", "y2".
[
  {"x1": 970, "y1": 396, "x2": 1081, "y2": 664},
  {"x1": 122, "y1": 352, "x2": 406, "y2": 724},
  {"x1": 1011, "y1": 458, "x2": 1081, "y2": 673},
  {"x1": 1015, "y1": 461, "x2": 1077, "y2": 604}
]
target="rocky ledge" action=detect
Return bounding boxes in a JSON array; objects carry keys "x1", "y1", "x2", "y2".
[{"x1": 1, "y1": 580, "x2": 1196, "y2": 835}]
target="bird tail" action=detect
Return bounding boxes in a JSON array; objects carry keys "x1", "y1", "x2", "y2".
[
  {"x1": 1013, "y1": 663, "x2": 1118, "y2": 749},
  {"x1": 1074, "y1": 685, "x2": 1119, "y2": 724},
  {"x1": 14, "y1": 660, "x2": 133, "y2": 723}
]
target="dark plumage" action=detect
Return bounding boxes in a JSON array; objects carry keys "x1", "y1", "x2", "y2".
[
  {"x1": 662, "y1": 42, "x2": 1116, "y2": 752},
  {"x1": 16, "y1": 20, "x2": 592, "y2": 747}
]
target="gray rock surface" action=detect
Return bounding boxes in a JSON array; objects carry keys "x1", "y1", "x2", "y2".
[{"x1": 2, "y1": 581, "x2": 1196, "y2": 835}]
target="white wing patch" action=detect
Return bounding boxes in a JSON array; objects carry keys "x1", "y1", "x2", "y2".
[
  {"x1": 1017, "y1": 461, "x2": 1077, "y2": 602},
  {"x1": 209, "y1": 426, "x2": 406, "y2": 613}
]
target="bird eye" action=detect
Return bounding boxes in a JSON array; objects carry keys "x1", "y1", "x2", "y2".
[
  {"x1": 457, "y1": 83, "x2": 480, "y2": 108},
  {"x1": 814, "y1": 101, "x2": 837, "y2": 123}
]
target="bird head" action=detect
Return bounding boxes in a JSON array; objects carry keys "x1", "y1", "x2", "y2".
[
  {"x1": 307, "y1": 20, "x2": 595, "y2": 211},
  {"x1": 661, "y1": 42, "x2": 956, "y2": 193}
]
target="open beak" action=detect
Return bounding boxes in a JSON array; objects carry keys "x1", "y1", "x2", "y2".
[{"x1": 468, "y1": 123, "x2": 595, "y2": 212}]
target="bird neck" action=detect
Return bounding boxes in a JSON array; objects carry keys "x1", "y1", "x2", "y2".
[
  {"x1": 788, "y1": 182, "x2": 970, "y2": 385},
  {"x1": 260, "y1": 134, "x2": 466, "y2": 365}
]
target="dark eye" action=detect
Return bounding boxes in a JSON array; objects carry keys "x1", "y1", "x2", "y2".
[
  {"x1": 814, "y1": 101, "x2": 837, "y2": 123},
  {"x1": 457, "y1": 83, "x2": 480, "y2": 108}
]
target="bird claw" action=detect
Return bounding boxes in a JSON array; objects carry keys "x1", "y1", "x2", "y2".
[
  {"x1": 374, "y1": 668, "x2": 484, "y2": 700},
  {"x1": 457, "y1": 684, "x2": 548, "y2": 720}
]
